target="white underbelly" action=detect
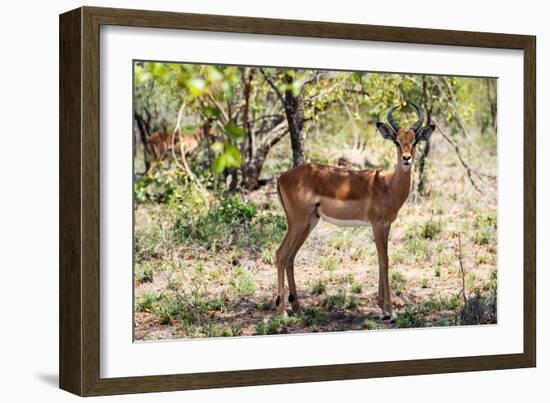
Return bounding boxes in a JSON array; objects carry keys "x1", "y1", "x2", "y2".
[{"x1": 319, "y1": 212, "x2": 369, "y2": 227}]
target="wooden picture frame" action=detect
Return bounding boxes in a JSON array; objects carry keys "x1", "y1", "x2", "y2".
[{"x1": 59, "y1": 6, "x2": 536, "y2": 396}]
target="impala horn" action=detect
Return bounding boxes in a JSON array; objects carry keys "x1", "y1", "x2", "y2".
[
  {"x1": 387, "y1": 105, "x2": 401, "y2": 134},
  {"x1": 410, "y1": 102, "x2": 424, "y2": 133}
]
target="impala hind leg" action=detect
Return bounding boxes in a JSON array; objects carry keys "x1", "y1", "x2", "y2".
[
  {"x1": 275, "y1": 232, "x2": 291, "y2": 317},
  {"x1": 275, "y1": 225, "x2": 307, "y2": 316},
  {"x1": 285, "y1": 214, "x2": 319, "y2": 312}
]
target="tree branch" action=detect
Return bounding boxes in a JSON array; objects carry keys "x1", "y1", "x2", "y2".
[
  {"x1": 438, "y1": 77, "x2": 476, "y2": 147},
  {"x1": 204, "y1": 92, "x2": 230, "y2": 124},
  {"x1": 342, "y1": 87, "x2": 371, "y2": 97},
  {"x1": 302, "y1": 71, "x2": 324, "y2": 89},
  {"x1": 435, "y1": 120, "x2": 485, "y2": 193},
  {"x1": 259, "y1": 68, "x2": 286, "y2": 107},
  {"x1": 170, "y1": 100, "x2": 208, "y2": 195}
]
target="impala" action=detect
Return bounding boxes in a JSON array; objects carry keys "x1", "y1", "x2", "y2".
[
  {"x1": 146, "y1": 122, "x2": 217, "y2": 162},
  {"x1": 275, "y1": 102, "x2": 435, "y2": 320}
]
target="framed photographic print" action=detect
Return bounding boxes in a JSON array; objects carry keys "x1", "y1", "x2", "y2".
[{"x1": 59, "y1": 6, "x2": 536, "y2": 396}]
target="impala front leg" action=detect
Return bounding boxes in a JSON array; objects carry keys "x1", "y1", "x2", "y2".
[
  {"x1": 275, "y1": 237, "x2": 288, "y2": 317},
  {"x1": 373, "y1": 222, "x2": 394, "y2": 320},
  {"x1": 276, "y1": 227, "x2": 298, "y2": 317},
  {"x1": 286, "y1": 260, "x2": 300, "y2": 312}
]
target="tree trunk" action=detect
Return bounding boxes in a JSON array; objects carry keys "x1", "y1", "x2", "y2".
[
  {"x1": 227, "y1": 168, "x2": 239, "y2": 193},
  {"x1": 242, "y1": 67, "x2": 255, "y2": 163},
  {"x1": 416, "y1": 76, "x2": 433, "y2": 196},
  {"x1": 417, "y1": 141, "x2": 431, "y2": 195},
  {"x1": 241, "y1": 149, "x2": 269, "y2": 190},
  {"x1": 134, "y1": 111, "x2": 151, "y2": 173},
  {"x1": 486, "y1": 78, "x2": 497, "y2": 132},
  {"x1": 241, "y1": 125, "x2": 289, "y2": 190},
  {"x1": 284, "y1": 73, "x2": 306, "y2": 167}
]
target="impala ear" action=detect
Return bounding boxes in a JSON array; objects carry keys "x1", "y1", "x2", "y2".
[
  {"x1": 376, "y1": 122, "x2": 396, "y2": 141},
  {"x1": 416, "y1": 124, "x2": 435, "y2": 142}
]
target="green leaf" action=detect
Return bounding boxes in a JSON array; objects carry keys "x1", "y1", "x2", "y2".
[
  {"x1": 206, "y1": 66, "x2": 224, "y2": 82},
  {"x1": 177, "y1": 73, "x2": 189, "y2": 89},
  {"x1": 187, "y1": 78, "x2": 206, "y2": 96},
  {"x1": 204, "y1": 106, "x2": 220, "y2": 119},
  {"x1": 224, "y1": 144, "x2": 242, "y2": 168},
  {"x1": 292, "y1": 79, "x2": 304, "y2": 96},
  {"x1": 212, "y1": 143, "x2": 241, "y2": 174},
  {"x1": 153, "y1": 63, "x2": 167, "y2": 78},
  {"x1": 211, "y1": 141, "x2": 224, "y2": 153},
  {"x1": 213, "y1": 154, "x2": 227, "y2": 173},
  {"x1": 224, "y1": 123, "x2": 245, "y2": 142},
  {"x1": 222, "y1": 81, "x2": 233, "y2": 97},
  {"x1": 135, "y1": 71, "x2": 152, "y2": 85}
]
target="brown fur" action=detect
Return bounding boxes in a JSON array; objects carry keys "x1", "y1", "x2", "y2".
[
  {"x1": 146, "y1": 125, "x2": 217, "y2": 162},
  {"x1": 275, "y1": 128, "x2": 421, "y2": 319}
]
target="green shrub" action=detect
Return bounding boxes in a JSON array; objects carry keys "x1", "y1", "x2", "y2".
[
  {"x1": 337, "y1": 272, "x2": 355, "y2": 285},
  {"x1": 466, "y1": 272, "x2": 477, "y2": 290},
  {"x1": 134, "y1": 222, "x2": 163, "y2": 263},
  {"x1": 240, "y1": 212, "x2": 286, "y2": 252},
  {"x1": 135, "y1": 293, "x2": 163, "y2": 313},
  {"x1": 319, "y1": 256, "x2": 338, "y2": 273},
  {"x1": 135, "y1": 171, "x2": 207, "y2": 205},
  {"x1": 310, "y1": 280, "x2": 327, "y2": 295},
  {"x1": 261, "y1": 246, "x2": 276, "y2": 264},
  {"x1": 173, "y1": 196, "x2": 256, "y2": 244},
  {"x1": 405, "y1": 237, "x2": 429, "y2": 259},
  {"x1": 172, "y1": 194, "x2": 286, "y2": 254},
  {"x1": 424, "y1": 295, "x2": 460, "y2": 311},
  {"x1": 390, "y1": 270, "x2": 407, "y2": 295},
  {"x1": 473, "y1": 228, "x2": 493, "y2": 245},
  {"x1": 395, "y1": 293, "x2": 462, "y2": 329},
  {"x1": 204, "y1": 324, "x2": 242, "y2": 338},
  {"x1": 328, "y1": 232, "x2": 353, "y2": 251},
  {"x1": 321, "y1": 290, "x2": 358, "y2": 310},
  {"x1": 363, "y1": 319, "x2": 380, "y2": 330},
  {"x1": 406, "y1": 216, "x2": 443, "y2": 241},
  {"x1": 391, "y1": 249, "x2": 405, "y2": 264},
  {"x1": 228, "y1": 267, "x2": 256, "y2": 297},
  {"x1": 473, "y1": 212, "x2": 497, "y2": 245},
  {"x1": 134, "y1": 172, "x2": 175, "y2": 204},
  {"x1": 259, "y1": 300, "x2": 273, "y2": 312},
  {"x1": 135, "y1": 262, "x2": 155, "y2": 284},
  {"x1": 351, "y1": 281, "x2": 363, "y2": 294},
  {"x1": 297, "y1": 308, "x2": 329, "y2": 326},
  {"x1": 215, "y1": 196, "x2": 258, "y2": 223},
  {"x1": 157, "y1": 301, "x2": 183, "y2": 324},
  {"x1": 395, "y1": 305, "x2": 427, "y2": 328},
  {"x1": 419, "y1": 217, "x2": 444, "y2": 239},
  {"x1": 434, "y1": 264, "x2": 442, "y2": 277},
  {"x1": 483, "y1": 270, "x2": 498, "y2": 294},
  {"x1": 183, "y1": 323, "x2": 242, "y2": 338},
  {"x1": 321, "y1": 291, "x2": 347, "y2": 310},
  {"x1": 350, "y1": 247, "x2": 367, "y2": 262},
  {"x1": 255, "y1": 315, "x2": 299, "y2": 335}
]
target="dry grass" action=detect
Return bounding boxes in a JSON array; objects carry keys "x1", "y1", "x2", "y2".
[{"x1": 134, "y1": 125, "x2": 497, "y2": 340}]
